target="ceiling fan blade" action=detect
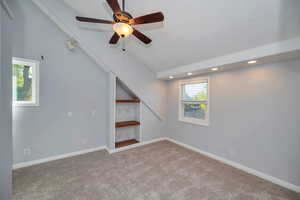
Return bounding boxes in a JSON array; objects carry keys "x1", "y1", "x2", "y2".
[
  {"x1": 109, "y1": 32, "x2": 120, "y2": 44},
  {"x1": 132, "y1": 28, "x2": 152, "y2": 44},
  {"x1": 76, "y1": 16, "x2": 114, "y2": 24},
  {"x1": 106, "y1": 0, "x2": 121, "y2": 14},
  {"x1": 130, "y1": 12, "x2": 164, "y2": 25}
]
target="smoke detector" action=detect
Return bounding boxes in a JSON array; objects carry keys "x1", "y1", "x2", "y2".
[{"x1": 66, "y1": 39, "x2": 78, "y2": 51}]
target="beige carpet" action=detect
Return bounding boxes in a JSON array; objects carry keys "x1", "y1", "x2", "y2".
[{"x1": 13, "y1": 141, "x2": 300, "y2": 200}]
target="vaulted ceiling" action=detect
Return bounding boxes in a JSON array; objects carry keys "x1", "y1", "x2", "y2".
[{"x1": 64, "y1": 0, "x2": 300, "y2": 73}]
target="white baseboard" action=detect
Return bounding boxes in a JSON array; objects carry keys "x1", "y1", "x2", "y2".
[
  {"x1": 13, "y1": 138, "x2": 167, "y2": 169},
  {"x1": 13, "y1": 146, "x2": 107, "y2": 170},
  {"x1": 108, "y1": 137, "x2": 168, "y2": 154},
  {"x1": 12, "y1": 137, "x2": 300, "y2": 193},
  {"x1": 166, "y1": 138, "x2": 300, "y2": 193}
]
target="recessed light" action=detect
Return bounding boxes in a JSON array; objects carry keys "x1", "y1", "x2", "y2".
[
  {"x1": 248, "y1": 60, "x2": 257, "y2": 64},
  {"x1": 169, "y1": 76, "x2": 174, "y2": 79},
  {"x1": 187, "y1": 72, "x2": 193, "y2": 76},
  {"x1": 211, "y1": 67, "x2": 219, "y2": 71}
]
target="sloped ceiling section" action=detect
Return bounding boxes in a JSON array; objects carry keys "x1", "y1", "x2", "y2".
[
  {"x1": 32, "y1": 0, "x2": 166, "y2": 119},
  {"x1": 64, "y1": 0, "x2": 300, "y2": 73}
]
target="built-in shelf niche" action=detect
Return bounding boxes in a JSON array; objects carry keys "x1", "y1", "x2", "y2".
[{"x1": 115, "y1": 78, "x2": 140, "y2": 148}]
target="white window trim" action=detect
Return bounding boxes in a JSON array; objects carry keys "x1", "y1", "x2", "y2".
[
  {"x1": 12, "y1": 57, "x2": 40, "y2": 107},
  {"x1": 178, "y1": 77, "x2": 210, "y2": 126}
]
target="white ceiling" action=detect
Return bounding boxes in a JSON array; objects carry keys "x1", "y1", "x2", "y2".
[{"x1": 64, "y1": 0, "x2": 300, "y2": 73}]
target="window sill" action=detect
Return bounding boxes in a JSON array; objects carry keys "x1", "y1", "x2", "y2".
[
  {"x1": 13, "y1": 103, "x2": 39, "y2": 107},
  {"x1": 179, "y1": 117, "x2": 209, "y2": 127}
]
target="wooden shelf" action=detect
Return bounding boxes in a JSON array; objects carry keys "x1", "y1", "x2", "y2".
[
  {"x1": 116, "y1": 99, "x2": 140, "y2": 103},
  {"x1": 115, "y1": 139, "x2": 139, "y2": 148},
  {"x1": 116, "y1": 121, "x2": 140, "y2": 128}
]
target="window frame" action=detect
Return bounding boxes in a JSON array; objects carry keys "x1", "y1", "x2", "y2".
[
  {"x1": 178, "y1": 77, "x2": 210, "y2": 126},
  {"x1": 12, "y1": 57, "x2": 40, "y2": 107}
]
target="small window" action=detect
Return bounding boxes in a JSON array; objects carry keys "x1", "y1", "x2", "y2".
[
  {"x1": 12, "y1": 57, "x2": 39, "y2": 106},
  {"x1": 179, "y1": 77, "x2": 209, "y2": 126}
]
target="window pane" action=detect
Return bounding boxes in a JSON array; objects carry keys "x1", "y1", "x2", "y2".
[
  {"x1": 183, "y1": 103, "x2": 207, "y2": 120},
  {"x1": 182, "y1": 82, "x2": 208, "y2": 101},
  {"x1": 13, "y1": 64, "x2": 33, "y2": 102}
]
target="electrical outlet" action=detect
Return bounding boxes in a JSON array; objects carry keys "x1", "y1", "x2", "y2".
[
  {"x1": 81, "y1": 138, "x2": 88, "y2": 145},
  {"x1": 24, "y1": 148, "x2": 31, "y2": 156},
  {"x1": 91, "y1": 110, "x2": 96, "y2": 117},
  {"x1": 228, "y1": 148, "x2": 237, "y2": 157},
  {"x1": 67, "y1": 112, "x2": 73, "y2": 117}
]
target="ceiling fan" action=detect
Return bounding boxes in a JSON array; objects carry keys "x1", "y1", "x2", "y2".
[{"x1": 76, "y1": 0, "x2": 164, "y2": 45}]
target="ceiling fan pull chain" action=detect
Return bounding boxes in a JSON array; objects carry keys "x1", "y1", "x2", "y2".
[
  {"x1": 122, "y1": 38, "x2": 126, "y2": 51},
  {"x1": 76, "y1": 0, "x2": 164, "y2": 45}
]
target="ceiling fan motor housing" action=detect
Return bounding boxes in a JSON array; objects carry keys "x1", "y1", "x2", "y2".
[
  {"x1": 76, "y1": 0, "x2": 164, "y2": 45},
  {"x1": 113, "y1": 11, "x2": 133, "y2": 24}
]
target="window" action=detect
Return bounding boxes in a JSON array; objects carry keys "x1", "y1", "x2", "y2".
[
  {"x1": 179, "y1": 77, "x2": 209, "y2": 126},
  {"x1": 12, "y1": 57, "x2": 39, "y2": 106}
]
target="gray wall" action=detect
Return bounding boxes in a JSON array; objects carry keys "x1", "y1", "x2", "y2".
[
  {"x1": 0, "y1": 2, "x2": 13, "y2": 199},
  {"x1": 12, "y1": 0, "x2": 109, "y2": 164},
  {"x1": 166, "y1": 58, "x2": 300, "y2": 186},
  {"x1": 34, "y1": 0, "x2": 167, "y2": 120},
  {"x1": 11, "y1": 0, "x2": 166, "y2": 165},
  {"x1": 140, "y1": 103, "x2": 166, "y2": 142}
]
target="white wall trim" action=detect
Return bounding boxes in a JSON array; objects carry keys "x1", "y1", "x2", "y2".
[
  {"x1": 12, "y1": 137, "x2": 167, "y2": 169},
  {"x1": 178, "y1": 77, "x2": 210, "y2": 127},
  {"x1": 157, "y1": 37, "x2": 300, "y2": 79},
  {"x1": 107, "y1": 137, "x2": 167, "y2": 154},
  {"x1": 12, "y1": 137, "x2": 300, "y2": 193},
  {"x1": 13, "y1": 146, "x2": 107, "y2": 170},
  {"x1": 108, "y1": 72, "x2": 116, "y2": 149},
  {"x1": 12, "y1": 57, "x2": 40, "y2": 107},
  {"x1": 165, "y1": 138, "x2": 300, "y2": 193}
]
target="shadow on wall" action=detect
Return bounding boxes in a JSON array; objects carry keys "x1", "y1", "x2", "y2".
[{"x1": 278, "y1": 0, "x2": 300, "y2": 40}]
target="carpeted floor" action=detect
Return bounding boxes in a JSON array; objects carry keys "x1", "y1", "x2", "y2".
[{"x1": 13, "y1": 141, "x2": 300, "y2": 200}]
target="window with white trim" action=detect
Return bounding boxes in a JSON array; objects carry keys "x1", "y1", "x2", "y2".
[
  {"x1": 179, "y1": 77, "x2": 209, "y2": 126},
  {"x1": 12, "y1": 57, "x2": 39, "y2": 106}
]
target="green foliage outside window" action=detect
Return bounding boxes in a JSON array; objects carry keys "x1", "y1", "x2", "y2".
[
  {"x1": 13, "y1": 64, "x2": 33, "y2": 102},
  {"x1": 182, "y1": 82, "x2": 208, "y2": 119}
]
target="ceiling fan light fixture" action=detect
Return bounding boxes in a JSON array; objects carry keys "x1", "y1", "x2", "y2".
[
  {"x1": 113, "y1": 22, "x2": 133, "y2": 37},
  {"x1": 76, "y1": 0, "x2": 164, "y2": 45}
]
